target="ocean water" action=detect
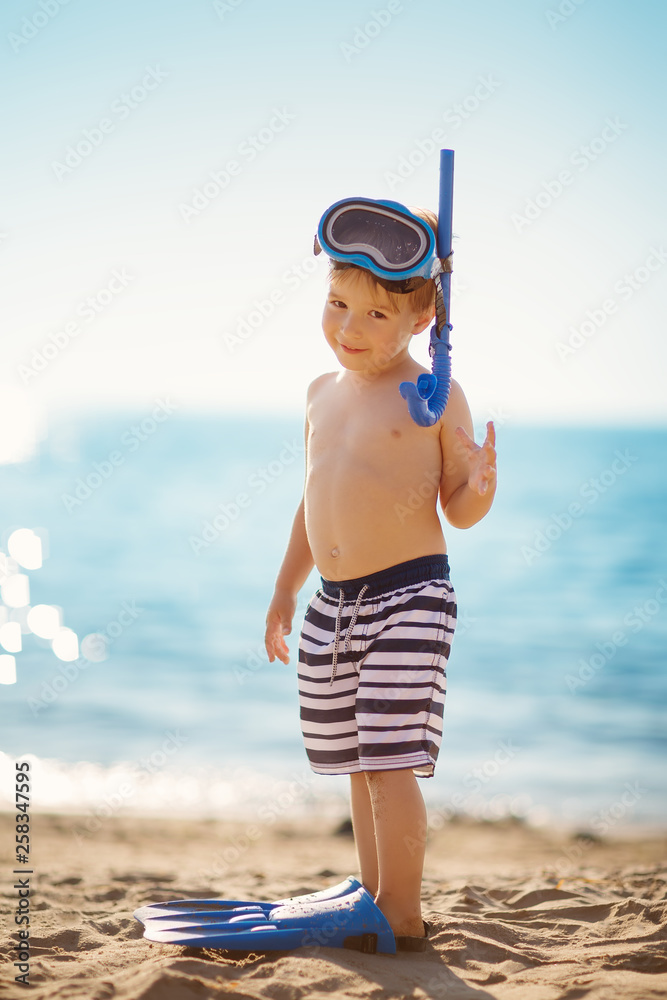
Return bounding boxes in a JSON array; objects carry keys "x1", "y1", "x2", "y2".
[{"x1": 1, "y1": 414, "x2": 666, "y2": 834}]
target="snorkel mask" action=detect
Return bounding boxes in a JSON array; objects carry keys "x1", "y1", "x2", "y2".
[{"x1": 314, "y1": 149, "x2": 455, "y2": 427}]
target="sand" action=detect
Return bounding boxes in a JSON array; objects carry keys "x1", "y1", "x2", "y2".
[{"x1": 0, "y1": 811, "x2": 666, "y2": 999}]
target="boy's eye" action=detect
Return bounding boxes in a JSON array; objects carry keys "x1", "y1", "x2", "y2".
[
  {"x1": 370, "y1": 310, "x2": 387, "y2": 319},
  {"x1": 330, "y1": 299, "x2": 346, "y2": 308}
]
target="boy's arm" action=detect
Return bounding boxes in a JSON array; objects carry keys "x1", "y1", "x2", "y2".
[
  {"x1": 273, "y1": 496, "x2": 314, "y2": 599},
  {"x1": 265, "y1": 414, "x2": 315, "y2": 664},
  {"x1": 438, "y1": 380, "x2": 497, "y2": 529}
]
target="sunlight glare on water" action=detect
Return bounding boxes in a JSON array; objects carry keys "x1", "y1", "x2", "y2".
[
  {"x1": 52, "y1": 627, "x2": 79, "y2": 662},
  {"x1": 0, "y1": 573, "x2": 30, "y2": 608},
  {"x1": 7, "y1": 528, "x2": 43, "y2": 570},
  {"x1": 0, "y1": 621, "x2": 22, "y2": 654},
  {"x1": 27, "y1": 604, "x2": 62, "y2": 640},
  {"x1": 0, "y1": 655, "x2": 17, "y2": 685}
]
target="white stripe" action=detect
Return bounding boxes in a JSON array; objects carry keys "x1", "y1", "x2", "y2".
[{"x1": 303, "y1": 735, "x2": 358, "y2": 752}]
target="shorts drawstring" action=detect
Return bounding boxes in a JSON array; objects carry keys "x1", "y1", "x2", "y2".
[{"x1": 330, "y1": 583, "x2": 369, "y2": 686}]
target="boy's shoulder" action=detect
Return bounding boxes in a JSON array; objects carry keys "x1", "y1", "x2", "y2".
[
  {"x1": 442, "y1": 377, "x2": 467, "y2": 414},
  {"x1": 438, "y1": 377, "x2": 473, "y2": 437},
  {"x1": 306, "y1": 371, "x2": 337, "y2": 399}
]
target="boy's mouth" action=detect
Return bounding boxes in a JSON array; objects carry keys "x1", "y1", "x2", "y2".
[{"x1": 340, "y1": 343, "x2": 367, "y2": 354}]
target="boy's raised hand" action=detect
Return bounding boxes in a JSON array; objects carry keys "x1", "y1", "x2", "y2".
[
  {"x1": 265, "y1": 591, "x2": 296, "y2": 664},
  {"x1": 455, "y1": 420, "x2": 496, "y2": 496}
]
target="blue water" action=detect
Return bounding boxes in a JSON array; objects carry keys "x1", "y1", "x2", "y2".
[{"x1": 1, "y1": 415, "x2": 666, "y2": 832}]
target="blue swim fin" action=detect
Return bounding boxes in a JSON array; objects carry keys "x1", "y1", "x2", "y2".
[
  {"x1": 133, "y1": 875, "x2": 361, "y2": 925},
  {"x1": 134, "y1": 877, "x2": 396, "y2": 954}
]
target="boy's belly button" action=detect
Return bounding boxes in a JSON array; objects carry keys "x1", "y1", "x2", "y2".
[{"x1": 331, "y1": 546, "x2": 340, "y2": 558}]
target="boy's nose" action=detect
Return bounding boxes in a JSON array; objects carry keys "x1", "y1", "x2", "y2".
[{"x1": 341, "y1": 314, "x2": 363, "y2": 338}]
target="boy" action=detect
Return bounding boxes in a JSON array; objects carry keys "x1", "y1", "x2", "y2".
[{"x1": 264, "y1": 203, "x2": 496, "y2": 948}]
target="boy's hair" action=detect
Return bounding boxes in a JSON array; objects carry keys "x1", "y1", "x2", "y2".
[{"x1": 327, "y1": 206, "x2": 439, "y2": 317}]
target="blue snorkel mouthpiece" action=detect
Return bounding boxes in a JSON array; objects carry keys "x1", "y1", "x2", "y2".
[
  {"x1": 315, "y1": 149, "x2": 455, "y2": 426},
  {"x1": 398, "y1": 149, "x2": 454, "y2": 427}
]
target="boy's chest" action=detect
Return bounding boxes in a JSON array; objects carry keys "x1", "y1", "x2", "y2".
[{"x1": 308, "y1": 388, "x2": 441, "y2": 474}]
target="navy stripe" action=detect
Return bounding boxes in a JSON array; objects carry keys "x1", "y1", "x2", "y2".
[
  {"x1": 305, "y1": 748, "x2": 363, "y2": 765},
  {"x1": 358, "y1": 740, "x2": 434, "y2": 759},
  {"x1": 320, "y1": 554, "x2": 450, "y2": 599},
  {"x1": 300, "y1": 704, "x2": 357, "y2": 722},
  {"x1": 357, "y1": 696, "x2": 436, "y2": 715},
  {"x1": 301, "y1": 728, "x2": 357, "y2": 742},
  {"x1": 360, "y1": 721, "x2": 443, "y2": 737},
  {"x1": 357, "y1": 680, "x2": 446, "y2": 691},
  {"x1": 303, "y1": 594, "x2": 455, "y2": 635}
]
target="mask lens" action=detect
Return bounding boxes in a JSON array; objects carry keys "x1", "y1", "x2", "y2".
[{"x1": 326, "y1": 205, "x2": 430, "y2": 273}]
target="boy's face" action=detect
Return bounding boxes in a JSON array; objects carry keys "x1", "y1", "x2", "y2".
[{"x1": 322, "y1": 270, "x2": 433, "y2": 376}]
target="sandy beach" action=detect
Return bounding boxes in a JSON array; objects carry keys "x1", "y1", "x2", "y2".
[{"x1": 1, "y1": 811, "x2": 665, "y2": 999}]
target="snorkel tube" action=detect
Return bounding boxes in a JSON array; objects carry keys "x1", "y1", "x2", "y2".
[{"x1": 399, "y1": 149, "x2": 454, "y2": 427}]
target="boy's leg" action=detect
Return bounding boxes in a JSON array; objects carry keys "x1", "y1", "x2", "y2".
[
  {"x1": 365, "y1": 768, "x2": 427, "y2": 938},
  {"x1": 349, "y1": 772, "x2": 378, "y2": 895}
]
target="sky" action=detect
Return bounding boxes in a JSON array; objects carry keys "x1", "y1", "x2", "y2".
[{"x1": 1, "y1": 0, "x2": 666, "y2": 432}]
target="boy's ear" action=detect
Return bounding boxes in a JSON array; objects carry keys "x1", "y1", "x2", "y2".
[{"x1": 411, "y1": 308, "x2": 435, "y2": 336}]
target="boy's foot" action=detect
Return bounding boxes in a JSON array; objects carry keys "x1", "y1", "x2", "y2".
[
  {"x1": 375, "y1": 893, "x2": 429, "y2": 951},
  {"x1": 394, "y1": 920, "x2": 430, "y2": 952},
  {"x1": 375, "y1": 899, "x2": 429, "y2": 947}
]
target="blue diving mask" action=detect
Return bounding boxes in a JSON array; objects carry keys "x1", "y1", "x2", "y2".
[{"x1": 313, "y1": 197, "x2": 446, "y2": 294}]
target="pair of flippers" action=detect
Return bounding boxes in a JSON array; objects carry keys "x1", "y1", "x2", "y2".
[{"x1": 134, "y1": 875, "x2": 429, "y2": 955}]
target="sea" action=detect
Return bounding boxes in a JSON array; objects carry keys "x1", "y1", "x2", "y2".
[{"x1": 1, "y1": 413, "x2": 666, "y2": 836}]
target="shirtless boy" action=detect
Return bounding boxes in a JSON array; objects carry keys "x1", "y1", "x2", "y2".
[{"x1": 265, "y1": 203, "x2": 496, "y2": 948}]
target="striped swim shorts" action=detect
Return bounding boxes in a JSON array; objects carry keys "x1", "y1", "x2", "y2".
[{"x1": 298, "y1": 554, "x2": 456, "y2": 778}]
